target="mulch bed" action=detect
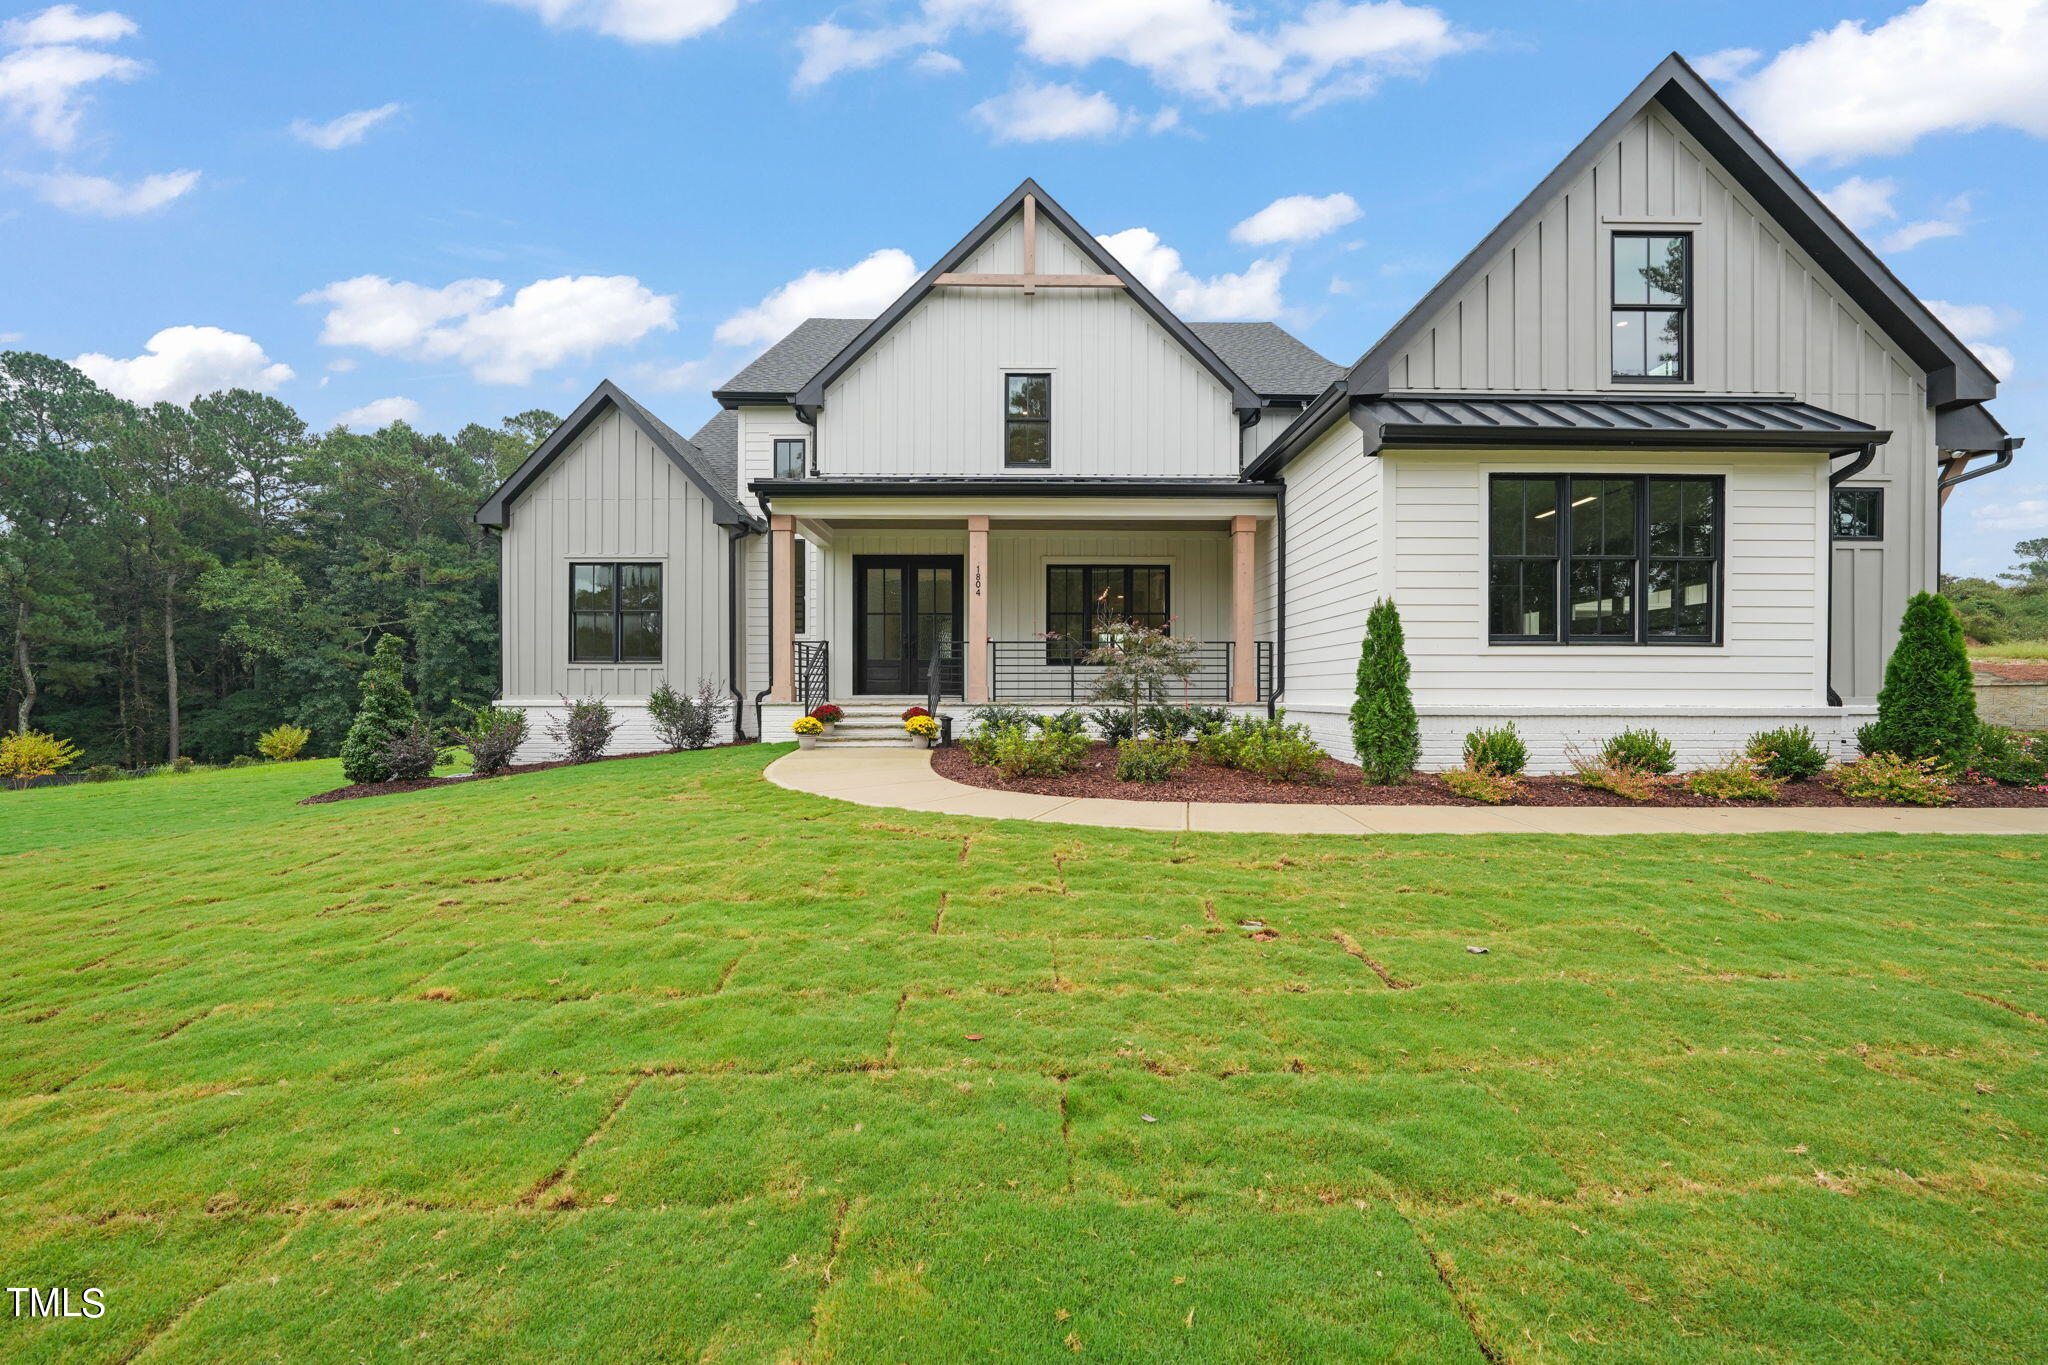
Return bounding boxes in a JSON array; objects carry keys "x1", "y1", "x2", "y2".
[
  {"x1": 1972, "y1": 660, "x2": 2048, "y2": 682},
  {"x1": 300, "y1": 741, "x2": 756, "y2": 805},
  {"x1": 932, "y1": 742, "x2": 2048, "y2": 807}
]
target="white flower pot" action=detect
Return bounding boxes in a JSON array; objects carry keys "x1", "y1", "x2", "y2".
[{"x1": 797, "y1": 734, "x2": 818, "y2": 750}]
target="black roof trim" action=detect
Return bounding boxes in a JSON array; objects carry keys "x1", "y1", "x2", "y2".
[
  {"x1": 1935, "y1": 402, "x2": 2011, "y2": 454},
  {"x1": 1242, "y1": 382, "x2": 1351, "y2": 480},
  {"x1": 750, "y1": 476, "x2": 1276, "y2": 499},
  {"x1": 1346, "y1": 53, "x2": 1996, "y2": 407},
  {"x1": 792, "y1": 179, "x2": 1260, "y2": 412},
  {"x1": 475, "y1": 380, "x2": 754, "y2": 529},
  {"x1": 1355, "y1": 393, "x2": 1885, "y2": 456}
]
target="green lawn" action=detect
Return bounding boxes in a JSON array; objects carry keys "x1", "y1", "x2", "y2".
[{"x1": 1, "y1": 747, "x2": 2043, "y2": 1363}]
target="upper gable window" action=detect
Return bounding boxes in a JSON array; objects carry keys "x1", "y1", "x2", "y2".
[
  {"x1": 773, "y1": 437, "x2": 806, "y2": 479},
  {"x1": 1611, "y1": 234, "x2": 1691, "y2": 382},
  {"x1": 1005, "y1": 373, "x2": 1051, "y2": 468}
]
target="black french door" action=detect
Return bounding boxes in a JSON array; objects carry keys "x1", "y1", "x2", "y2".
[{"x1": 854, "y1": 556, "x2": 963, "y2": 695}]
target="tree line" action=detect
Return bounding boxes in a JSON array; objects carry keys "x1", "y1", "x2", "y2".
[{"x1": 0, "y1": 350, "x2": 554, "y2": 767}]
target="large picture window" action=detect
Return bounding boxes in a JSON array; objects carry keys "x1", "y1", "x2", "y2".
[
  {"x1": 1611, "y1": 233, "x2": 1690, "y2": 381},
  {"x1": 1488, "y1": 475, "x2": 1720, "y2": 645},
  {"x1": 570, "y1": 562, "x2": 663, "y2": 663},
  {"x1": 1005, "y1": 373, "x2": 1050, "y2": 468},
  {"x1": 1046, "y1": 564, "x2": 1168, "y2": 662}
]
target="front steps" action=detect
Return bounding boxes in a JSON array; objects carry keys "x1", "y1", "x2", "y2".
[{"x1": 814, "y1": 702, "x2": 927, "y2": 747}]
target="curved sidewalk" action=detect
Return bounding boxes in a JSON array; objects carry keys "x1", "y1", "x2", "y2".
[{"x1": 764, "y1": 748, "x2": 2048, "y2": 835}]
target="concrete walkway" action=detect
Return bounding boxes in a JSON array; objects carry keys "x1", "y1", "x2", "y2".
[{"x1": 764, "y1": 747, "x2": 2048, "y2": 836}]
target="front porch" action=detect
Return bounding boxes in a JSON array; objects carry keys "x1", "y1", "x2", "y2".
[{"x1": 758, "y1": 479, "x2": 1279, "y2": 715}]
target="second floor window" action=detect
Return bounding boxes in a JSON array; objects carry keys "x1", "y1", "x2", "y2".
[
  {"x1": 1005, "y1": 373, "x2": 1050, "y2": 468},
  {"x1": 1612, "y1": 233, "x2": 1690, "y2": 382},
  {"x1": 571, "y1": 562, "x2": 662, "y2": 663},
  {"x1": 773, "y1": 438, "x2": 806, "y2": 479}
]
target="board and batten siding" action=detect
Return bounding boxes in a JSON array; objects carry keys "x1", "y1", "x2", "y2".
[
  {"x1": 818, "y1": 213, "x2": 1240, "y2": 478},
  {"x1": 1373, "y1": 100, "x2": 1935, "y2": 702},
  {"x1": 498, "y1": 407, "x2": 730, "y2": 705}
]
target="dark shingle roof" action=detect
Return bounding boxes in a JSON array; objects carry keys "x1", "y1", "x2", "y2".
[
  {"x1": 713, "y1": 318, "x2": 871, "y2": 400},
  {"x1": 685, "y1": 408, "x2": 739, "y2": 497},
  {"x1": 714, "y1": 316, "x2": 1338, "y2": 403},
  {"x1": 1189, "y1": 322, "x2": 1343, "y2": 399},
  {"x1": 606, "y1": 386, "x2": 741, "y2": 504}
]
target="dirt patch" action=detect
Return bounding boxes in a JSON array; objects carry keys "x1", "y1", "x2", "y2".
[
  {"x1": 930, "y1": 742, "x2": 2048, "y2": 808},
  {"x1": 300, "y1": 741, "x2": 756, "y2": 805},
  {"x1": 1973, "y1": 660, "x2": 2048, "y2": 682}
]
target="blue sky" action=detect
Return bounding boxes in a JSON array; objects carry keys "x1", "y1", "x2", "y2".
[{"x1": 2, "y1": 0, "x2": 2043, "y2": 575}]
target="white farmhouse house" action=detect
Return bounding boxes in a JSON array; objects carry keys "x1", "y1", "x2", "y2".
[{"x1": 476, "y1": 55, "x2": 2019, "y2": 771}]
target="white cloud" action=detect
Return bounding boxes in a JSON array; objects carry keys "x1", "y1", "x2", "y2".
[
  {"x1": 1, "y1": 5, "x2": 134, "y2": 47},
  {"x1": 326, "y1": 356, "x2": 357, "y2": 373},
  {"x1": 970, "y1": 80, "x2": 1130, "y2": 143},
  {"x1": 795, "y1": 0, "x2": 1479, "y2": 110},
  {"x1": 1971, "y1": 492, "x2": 2048, "y2": 533},
  {"x1": 73, "y1": 325, "x2": 293, "y2": 404},
  {"x1": 290, "y1": 102, "x2": 403, "y2": 150},
  {"x1": 334, "y1": 396, "x2": 422, "y2": 429},
  {"x1": 1724, "y1": 0, "x2": 2048, "y2": 163},
  {"x1": 1688, "y1": 46, "x2": 1759, "y2": 81},
  {"x1": 0, "y1": 36, "x2": 143, "y2": 150},
  {"x1": 633, "y1": 355, "x2": 722, "y2": 391},
  {"x1": 1928, "y1": 297, "x2": 2018, "y2": 378},
  {"x1": 1819, "y1": 174, "x2": 1896, "y2": 232},
  {"x1": 488, "y1": 0, "x2": 742, "y2": 44},
  {"x1": 0, "y1": 330, "x2": 26, "y2": 344},
  {"x1": 1096, "y1": 226, "x2": 1286, "y2": 320},
  {"x1": 24, "y1": 166, "x2": 195, "y2": 215},
  {"x1": 714, "y1": 248, "x2": 918, "y2": 348},
  {"x1": 1883, "y1": 193, "x2": 1971, "y2": 252},
  {"x1": 302, "y1": 273, "x2": 676, "y2": 385},
  {"x1": 912, "y1": 50, "x2": 963, "y2": 75},
  {"x1": 1231, "y1": 191, "x2": 1360, "y2": 245},
  {"x1": 1327, "y1": 275, "x2": 1353, "y2": 295}
]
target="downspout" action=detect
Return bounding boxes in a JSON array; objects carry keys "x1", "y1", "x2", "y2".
[
  {"x1": 1937, "y1": 438, "x2": 2021, "y2": 501},
  {"x1": 750, "y1": 492, "x2": 775, "y2": 739},
  {"x1": 726, "y1": 523, "x2": 753, "y2": 739},
  {"x1": 1271, "y1": 483, "x2": 1287, "y2": 719},
  {"x1": 1823, "y1": 443, "x2": 1879, "y2": 708}
]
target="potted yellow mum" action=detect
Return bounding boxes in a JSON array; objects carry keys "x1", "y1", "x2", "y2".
[
  {"x1": 792, "y1": 715, "x2": 825, "y2": 750},
  {"x1": 904, "y1": 714, "x2": 940, "y2": 749}
]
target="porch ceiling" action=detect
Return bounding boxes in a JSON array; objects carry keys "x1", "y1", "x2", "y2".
[{"x1": 758, "y1": 478, "x2": 1277, "y2": 525}]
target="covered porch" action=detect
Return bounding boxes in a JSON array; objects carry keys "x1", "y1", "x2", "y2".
[{"x1": 757, "y1": 479, "x2": 1279, "y2": 713}]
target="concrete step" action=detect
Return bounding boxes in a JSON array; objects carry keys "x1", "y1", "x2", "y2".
[{"x1": 814, "y1": 737, "x2": 917, "y2": 748}]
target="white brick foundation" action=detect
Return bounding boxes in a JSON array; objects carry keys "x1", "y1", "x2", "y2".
[{"x1": 504, "y1": 699, "x2": 744, "y2": 764}]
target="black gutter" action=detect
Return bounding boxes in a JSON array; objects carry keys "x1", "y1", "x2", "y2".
[
  {"x1": 1822, "y1": 443, "x2": 1880, "y2": 707},
  {"x1": 1271, "y1": 483, "x2": 1287, "y2": 720},
  {"x1": 1939, "y1": 438, "x2": 2022, "y2": 494}
]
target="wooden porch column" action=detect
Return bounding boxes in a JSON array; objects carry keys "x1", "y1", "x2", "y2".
[
  {"x1": 966, "y1": 515, "x2": 990, "y2": 703},
  {"x1": 1230, "y1": 515, "x2": 1258, "y2": 705},
  {"x1": 769, "y1": 514, "x2": 796, "y2": 703}
]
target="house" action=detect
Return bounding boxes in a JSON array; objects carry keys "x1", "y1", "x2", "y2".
[{"x1": 476, "y1": 54, "x2": 2019, "y2": 772}]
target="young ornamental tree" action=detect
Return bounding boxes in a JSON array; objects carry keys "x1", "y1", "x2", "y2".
[
  {"x1": 1859, "y1": 591, "x2": 1978, "y2": 764},
  {"x1": 1083, "y1": 618, "x2": 1205, "y2": 741},
  {"x1": 339, "y1": 633, "x2": 418, "y2": 785},
  {"x1": 1350, "y1": 598, "x2": 1419, "y2": 784}
]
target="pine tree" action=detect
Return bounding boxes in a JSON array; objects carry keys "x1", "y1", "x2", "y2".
[
  {"x1": 1859, "y1": 591, "x2": 1978, "y2": 764},
  {"x1": 1351, "y1": 598, "x2": 1419, "y2": 784},
  {"x1": 340, "y1": 633, "x2": 417, "y2": 784}
]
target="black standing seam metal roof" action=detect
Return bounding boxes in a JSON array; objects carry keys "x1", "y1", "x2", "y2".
[{"x1": 1354, "y1": 393, "x2": 1885, "y2": 452}]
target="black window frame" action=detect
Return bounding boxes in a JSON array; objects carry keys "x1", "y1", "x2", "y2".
[
  {"x1": 1045, "y1": 563, "x2": 1170, "y2": 663},
  {"x1": 568, "y1": 561, "x2": 664, "y2": 664},
  {"x1": 773, "y1": 437, "x2": 807, "y2": 480},
  {"x1": 1610, "y1": 232, "x2": 1692, "y2": 384},
  {"x1": 1487, "y1": 474, "x2": 1724, "y2": 647},
  {"x1": 1004, "y1": 372, "x2": 1051, "y2": 469},
  {"x1": 1830, "y1": 486, "x2": 1884, "y2": 541},
  {"x1": 793, "y1": 537, "x2": 807, "y2": 634}
]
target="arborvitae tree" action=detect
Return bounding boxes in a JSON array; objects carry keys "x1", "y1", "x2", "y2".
[
  {"x1": 1859, "y1": 591, "x2": 1978, "y2": 764},
  {"x1": 339, "y1": 633, "x2": 417, "y2": 784},
  {"x1": 1350, "y1": 598, "x2": 1420, "y2": 784}
]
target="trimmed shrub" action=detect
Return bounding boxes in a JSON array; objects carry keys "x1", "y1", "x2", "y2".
[
  {"x1": 1194, "y1": 719, "x2": 1247, "y2": 768},
  {"x1": 1462, "y1": 724, "x2": 1528, "y2": 776},
  {"x1": 1567, "y1": 746, "x2": 1660, "y2": 801},
  {"x1": 1685, "y1": 756, "x2": 1782, "y2": 803},
  {"x1": 0, "y1": 729, "x2": 83, "y2": 788},
  {"x1": 976, "y1": 726, "x2": 1090, "y2": 780},
  {"x1": 1037, "y1": 709, "x2": 1088, "y2": 737},
  {"x1": 1745, "y1": 725, "x2": 1828, "y2": 782},
  {"x1": 1237, "y1": 718, "x2": 1327, "y2": 784},
  {"x1": 83, "y1": 764, "x2": 120, "y2": 783},
  {"x1": 970, "y1": 705, "x2": 1037, "y2": 735},
  {"x1": 257, "y1": 723, "x2": 311, "y2": 762},
  {"x1": 378, "y1": 720, "x2": 441, "y2": 781},
  {"x1": 1828, "y1": 753, "x2": 1954, "y2": 806},
  {"x1": 1086, "y1": 706, "x2": 1137, "y2": 744},
  {"x1": 1115, "y1": 737, "x2": 1189, "y2": 783},
  {"x1": 454, "y1": 703, "x2": 528, "y2": 777},
  {"x1": 1859, "y1": 591, "x2": 1977, "y2": 764},
  {"x1": 1183, "y1": 705, "x2": 1232, "y2": 733},
  {"x1": 340, "y1": 634, "x2": 418, "y2": 785},
  {"x1": 1601, "y1": 728, "x2": 1677, "y2": 776},
  {"x1": 170, "y1": 756, "x2": 196, "y2": 774},
  {"x1": 547, "y1": 697, "x2": 619, "y2": 764},
  {"x1": 228, "y1": 754, "x2": 257, "y2": 769},
  {"x1": 1351, "y1": 598, "x2": 1419, "y2": 784},
  {"x1": 1443, "y1": 763, "x2": 1522, "y2": 805},
  {"x1": 1969, "y1": 725, "x2": 2048, "y2": 787},
  {"x1": 650, "y1": 680, "x2": 727, "y2": 751}
]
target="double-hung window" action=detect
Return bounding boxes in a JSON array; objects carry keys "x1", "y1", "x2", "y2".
[
  {"x1": 1488, "y1": 475, "x2": 1720, "y2": 645},
  {"x1": 1046, "y1": 564, "x2": 1168, "y2": 662},
  {"x1": 773, "y1": 437, "x2": 806, "y2": 479},
  {"x1": 1611, "y1": 233, "x2": 1690, "y2": 381},
  {"x1": 1005, "y1": 373, "x2": 1050, "y2": 468},
  {"x1": 570, "y1": 562, "x2": 663, "y2": 662}
]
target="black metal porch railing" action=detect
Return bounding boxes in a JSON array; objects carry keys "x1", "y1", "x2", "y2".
[
  {"x1": 986, "y1": 640, "x2": 1274, "y2": 704},
  {"x1": 795, "y1": 640, "x2": 829, "y2": 713}
]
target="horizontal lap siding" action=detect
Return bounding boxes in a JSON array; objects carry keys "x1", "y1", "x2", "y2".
[
  {"x1": 1279, "y1": 422, "x2": 1380, "y2": 703},
  {"x1": 499, "y1": 408, "x2": 729, "y2": 706}
]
